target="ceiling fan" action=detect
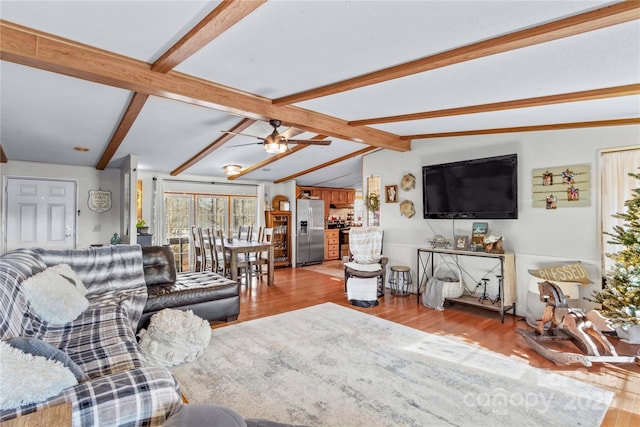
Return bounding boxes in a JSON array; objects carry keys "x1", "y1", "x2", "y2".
[{"x1": 224, "y1": 119, "x2": 331, "y2": 154}]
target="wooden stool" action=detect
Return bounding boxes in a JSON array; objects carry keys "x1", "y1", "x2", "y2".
[{"x1": 388, "y1": 265, "x2": 411, "y2": 296}]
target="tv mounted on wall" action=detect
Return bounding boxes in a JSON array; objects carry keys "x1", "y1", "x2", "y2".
[{"x1": 422, "y1": 154, "x2": 518, "y2": 219}]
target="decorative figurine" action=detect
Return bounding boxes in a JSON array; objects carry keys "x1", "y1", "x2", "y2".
[{"x1": 110, "y1": 233, "x2": 121, "y2": 245}]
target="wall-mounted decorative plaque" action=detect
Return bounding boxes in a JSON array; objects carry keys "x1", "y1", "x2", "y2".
[{"x1": 88, "y1": 190, "x2": 112, "y2": 212}]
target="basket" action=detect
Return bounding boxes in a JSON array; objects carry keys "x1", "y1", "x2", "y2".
[{"x1": 433, "y1": 262, "x2": 464, "y2": 299}]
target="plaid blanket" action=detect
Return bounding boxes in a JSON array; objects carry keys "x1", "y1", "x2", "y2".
[
  {"x1": 31, "y1": 245, "x2": 148, "y2": 330},
  {"x1": 0, "y1": 246, "x2": 181, "y2": 426}
]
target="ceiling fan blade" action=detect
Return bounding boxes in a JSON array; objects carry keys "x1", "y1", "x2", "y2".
[
  {"x1": 287, "y1": 139, "x2": 332, "y2": 146},
  {"x1": 227, "y1": 142, "x2": 265, "y2": 148},
  {"x1": 222, "y1": 130, "x2": 266, "y2": 140}
]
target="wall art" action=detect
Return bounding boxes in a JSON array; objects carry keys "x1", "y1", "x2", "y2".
[
  {"x1": 385, "y1": 185, "x2": 398, "y2": 203},
  {"x1": 400, "y1": 173, "x2": 415, "y2": 191},
  {"x1": 88, "y1": 190, "x2": 112, "y2": 213},
  {"x1": 532, "y1": 164, "x2": 590, "y2": 209}
]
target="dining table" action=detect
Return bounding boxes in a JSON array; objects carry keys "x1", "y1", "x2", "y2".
[{"x1": 222, "y1": 238, "x2": 274, "y2": 286}]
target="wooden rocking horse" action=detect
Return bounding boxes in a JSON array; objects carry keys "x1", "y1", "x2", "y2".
[{"x1": 516, "y1": 281, "x2": 638, "y2": 366}]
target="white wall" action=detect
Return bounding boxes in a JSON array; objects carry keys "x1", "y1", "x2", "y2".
[
  {"x1": 365, "y1": 125, "x2": 640, "y2": 315},
  {"x1": 1, "y1": 160, "x2": 121, "y2": 249}
]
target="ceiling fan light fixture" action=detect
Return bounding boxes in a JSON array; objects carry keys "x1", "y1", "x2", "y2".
[
  {"x1": 264, "y1": 142, "x2": 287, "y2": 154},
  {"x1": 224, "y1": 164, "x2": 242, "y2": 176}
]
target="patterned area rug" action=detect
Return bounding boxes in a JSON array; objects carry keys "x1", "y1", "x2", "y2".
[{"x1": 171, "y1": 303, "x2": 613, "y2": 426}]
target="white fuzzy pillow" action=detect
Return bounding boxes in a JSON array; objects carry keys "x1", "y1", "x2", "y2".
[
  {"x1": 0, "y1": 340, "x2": 77, "y2": 409},
  {"x1": 21, "y1": 268, "x2": 89, "y2": 324},
  {"x1": 138, "y1": 309, "x2": 211, "y2": 367},
  {"x1": 47, "y1": 263, "x2": 88, "y2": 296}
]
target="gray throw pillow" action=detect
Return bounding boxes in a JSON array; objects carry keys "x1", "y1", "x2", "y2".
[
  {"x1": 6, "y1": 337, "x2": 89, "y2": 382},
  {"x1": 163, "y1": 403, "x2": 247, "y2": 427}
]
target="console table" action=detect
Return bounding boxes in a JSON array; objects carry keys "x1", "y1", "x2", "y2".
[{"x1": 417, "y1": 247, "x2": 516, "y2": 322}]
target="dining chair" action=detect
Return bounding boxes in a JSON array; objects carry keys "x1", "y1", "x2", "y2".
[
  {"x1": 237, "y1": 225, "x2": 253, "y2": 241},
  {"x1": 253, "y1": 227, "x2": 273, "y2": 281},
  {"x1": 216, "y1": 229, "x2": 252, "y2": 285},
  {"x1": 205, "y1": 228, "x2": 224, "y2": 275},
  {"x1": 191, "y1": 226, "x2": 205, "y2": 272},
  {"x1": 198, "y1": 226, "x2": 215, "y2": 272}
]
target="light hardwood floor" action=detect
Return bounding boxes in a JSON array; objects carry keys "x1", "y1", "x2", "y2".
[{"x1": 214, "y1": 263, "x2": 639, "y2": 426}]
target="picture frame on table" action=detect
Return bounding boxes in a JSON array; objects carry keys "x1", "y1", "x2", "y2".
[
  {"x1": 385, "y1": 185, "x2": 398, "y2": 203},
  {"x1": 471, "y1": 222, "x2": 488, "y2": 252},
  {"x1": 454, "y1": 235, "x2": 469, "y2": 251}
]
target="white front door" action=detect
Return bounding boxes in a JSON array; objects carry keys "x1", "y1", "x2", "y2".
[{"x1": 4, "y1": 177, "x2": 77, "y2": 252}]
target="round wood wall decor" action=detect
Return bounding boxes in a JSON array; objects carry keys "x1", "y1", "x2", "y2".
[
  {"x1": 400, "y1": 174, "x2": 416, "y2": 191},
  {"x1": 400, "y1": 200, "x2": 416, "y2": 218}
]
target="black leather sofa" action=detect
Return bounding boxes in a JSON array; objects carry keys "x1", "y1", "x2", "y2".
[{"x1": 138, "y1": 245, "x2": 240, "y2": 331}]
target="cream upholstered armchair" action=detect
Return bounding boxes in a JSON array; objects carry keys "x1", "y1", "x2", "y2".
[{"x1": 344, "y1": 227, "x2": 388, "y2": 301}]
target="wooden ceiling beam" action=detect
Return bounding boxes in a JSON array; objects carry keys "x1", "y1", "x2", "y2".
[
  {"x1": 350, "y1": 84, "x2": 640, "y2": 126},
  {"x1": 273, "y1": 2, "x2": 640, "y2": 106},
  {"x1": 152, "y1": 0, "x2": 265, "y2": 73},
  {"x1": 0, "y1": 144, "x2": 7, "y2": 163},
  {"x1": 274, "y1": 146, "x2": 377, "y2": 184},
  {"x1": 171, "y1": 118, "x2": 256, "y2": 176},
  {"x1": 402, "y1": 118, "x2": 640, "y2": 140},
  {"x1": 0, "y1": 21, "x2": 408, "y2": 152},
  {"x1": 96, "y1": 92, "x2": 149, "y2": 170},
  {"x1": 97, "y1": 2, "x2": 264, "y2": 171}
]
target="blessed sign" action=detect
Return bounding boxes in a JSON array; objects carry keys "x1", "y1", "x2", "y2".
[{"x1": 528, "y1": 263, "x2": 592, "y2": 285}]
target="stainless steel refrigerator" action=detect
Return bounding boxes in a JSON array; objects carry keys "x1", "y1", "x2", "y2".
[{"x1": 296, "y1": 199, "x2": 325, "y2": 266}]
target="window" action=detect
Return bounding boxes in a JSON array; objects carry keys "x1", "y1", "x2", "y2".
[
  {"x1": 165, "y1": 194, "x2": 192, "y2": 272},
  {"x1": 197, "y1": 196, "x2": 227, "y2": 230},
  {"x1": 164, "y1": 192, "x2": 256, "y2": 271},
  {"x1": 231, "y1": 197, "x2": 256, "y2": 233},
  {"x1": 600, "y1": 148, "x2": 640, "y2": 276},
  {"x1": 366, "y1": 175, "x2": 380, "y2": 226}
]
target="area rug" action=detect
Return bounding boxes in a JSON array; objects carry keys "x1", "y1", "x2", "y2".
[
  {"x1": 171, "y1": 303, "x2": 613, "y2": 426},
  {"x1": 300, "y1": 261, "x2": 344, "y2": 279}
]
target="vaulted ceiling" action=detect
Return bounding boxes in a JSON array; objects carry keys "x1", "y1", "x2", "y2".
[{"x1": 1, "y1": 1, "x2": 638, "y2": 190}]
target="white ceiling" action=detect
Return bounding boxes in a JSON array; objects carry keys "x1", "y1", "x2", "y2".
[{"x1": 1, "y1": 1, "x2": 638, "y2": 190}]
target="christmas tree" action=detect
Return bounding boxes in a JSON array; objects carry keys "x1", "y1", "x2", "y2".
[{"x1": 592, "y1": 171, "x2": 640, "y2": 326}]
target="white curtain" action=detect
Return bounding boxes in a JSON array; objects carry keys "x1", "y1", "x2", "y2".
[
  {"x1": 600, "y1": 149, "x2": 640, "y2": 273},
  {"x1": 152, "y1": 177, "x2": 165, "y2": 244},
  {"x1": 256, "y1": 183, "x2": 266, "y2": 231}
]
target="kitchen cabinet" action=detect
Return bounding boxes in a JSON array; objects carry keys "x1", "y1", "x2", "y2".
[
  {"x1": 331, "y1": 190, "x2": 347, "y2": 204},
  {"x1": 321, "y1": 190, "x2": 332, "y2": 218},
  {"x1": 310, "y1": 189, "x2": 323, "y2": 199},
  {"x1": 347, "y1": 191, "x2": 355, "y2": 204},
  {"x1": 296, "y1": 186, "x2": 356, "y2": 221},
  {"x1": 265, "y1": 210, "x2": 292, "y2": 267},
  {"x1": 324, "y1": 229, "x2": 339, "y2": 260}
]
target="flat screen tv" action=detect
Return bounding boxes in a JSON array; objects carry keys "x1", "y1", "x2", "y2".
[{"x1": 422, "y1": 154, "x2": 518, "y2": 219}]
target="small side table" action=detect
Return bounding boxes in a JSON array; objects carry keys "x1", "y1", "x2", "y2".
[
  {"x1": 389, "y1": 265, "x2": 412, "y2": 296},
  {"x1": 137, "y1": 233, "x2": 153, "y2": 247}
]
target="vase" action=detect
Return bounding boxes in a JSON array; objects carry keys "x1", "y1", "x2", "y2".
[
  {"x1": 110, "y1": 233, "x2": 121, "y2": 245},
  {"x1": 616, "y1": 324, "x2": 640, "y2": 344}
]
